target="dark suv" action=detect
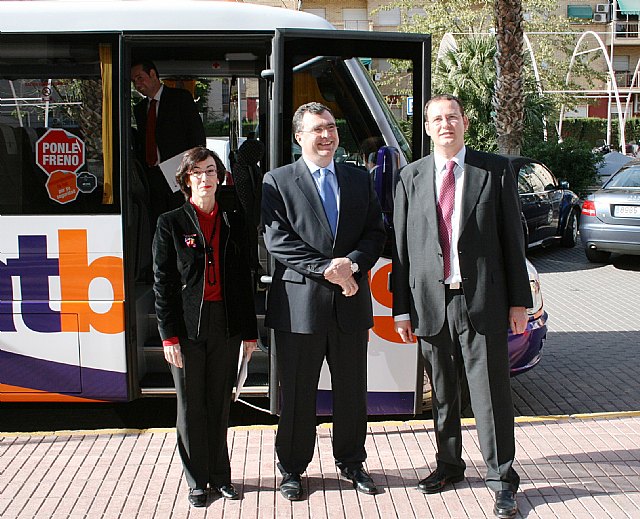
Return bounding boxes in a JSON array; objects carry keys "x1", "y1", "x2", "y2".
[{"x1": 508, "y1": 156, "x2": 581, "y2": 250}]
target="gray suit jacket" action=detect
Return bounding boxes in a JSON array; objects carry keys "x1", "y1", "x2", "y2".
[
  {"x1": 262, "y1": 158, "x2": 385, "y2": 334},
  {"x1": 392, "y1": 148, "x2": 533, "y2": 337}
]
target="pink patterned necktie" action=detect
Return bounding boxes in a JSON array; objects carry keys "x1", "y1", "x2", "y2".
[{"x1": 437, "y1": 160, "x2": 456, "y2": 279}]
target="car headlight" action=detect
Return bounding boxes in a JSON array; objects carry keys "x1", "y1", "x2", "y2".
[
  {"x1": 525, "y1": 259, "x2": 544, "y2": 318},
  {"x1": 528, "y1": 278, "x2": 544, "y2": 318}
]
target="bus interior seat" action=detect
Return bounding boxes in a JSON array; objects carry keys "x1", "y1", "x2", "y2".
[
  {"x1": 0, "y1": 124, "x2": 22, "y2": 212},
  {"x1": 230, "y1": 138, "x2": 265, "y2": 275},
  {"x1": 373, "y1": 145, "x2": 400, "y2": 258},
  {"x1": 23, "y1": 126, "x2": 38, "y2": 153},
  {"x1": 129, "y1": 157, "x2": 152, "y2": 282}
]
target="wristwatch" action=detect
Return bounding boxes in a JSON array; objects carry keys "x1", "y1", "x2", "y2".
[{"x1": 350, "y1": 261, "x2": 359, "y2": 273}]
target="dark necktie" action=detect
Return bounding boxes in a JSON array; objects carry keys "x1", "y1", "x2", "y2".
[
  {"x1": 437, "y1": 160, "x2": 456, "y2": 279},
  {"x1": 318, "y1": 168, "x2": 338, "y2": 236},
  {"x1": 145, "y1": 98, "x2": 158, "y2": 166}
]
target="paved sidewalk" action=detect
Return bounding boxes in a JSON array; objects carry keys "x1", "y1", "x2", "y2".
[{"x1": 2, "y1": 412, "x2": 640, "y2": 518}]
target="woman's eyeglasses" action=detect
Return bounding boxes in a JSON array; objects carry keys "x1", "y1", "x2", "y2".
[{"x1": 190, "y1": 167, "x2": 217, "y2": 179}]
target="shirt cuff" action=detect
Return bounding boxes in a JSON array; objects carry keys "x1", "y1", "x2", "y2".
[
  {"x1": 394, "y1": 314, "x2": 411, "y2": 322},
  {"x1": 162, "y1": 337, "x2": 179, "y2": 347}
]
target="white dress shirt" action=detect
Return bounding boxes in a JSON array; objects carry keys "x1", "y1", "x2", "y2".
[
  {"x1": 394, "y1": 146, "x2": 466, "y2": 322},
  {"x1": 433, "y1": 146, "x2": 466, "y2": 285}
]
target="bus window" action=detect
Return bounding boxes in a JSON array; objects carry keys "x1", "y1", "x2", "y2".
[
  {"x1": 290, "y1": 58, "x2": 398, "y2": 168},
  {"x1": 0, "y1": 35, "x2": 119, "y2": 215}
]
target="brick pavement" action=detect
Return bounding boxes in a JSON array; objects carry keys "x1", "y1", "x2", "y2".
[
  {"x1": 2, "y1": 414, "x2": 640, "y2": 518},
  {"x1": 2, "y1": 239, "x2": 640, "y2": 518}
]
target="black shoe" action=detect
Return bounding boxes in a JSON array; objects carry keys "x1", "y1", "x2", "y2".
[
  {"x1": 187, "y1": 489, "x2": 207, "y2": 507},
  {"x1": 339, "y1": 467, "x2": 378, "y2": 495},
  {"x1": 215, "y1": 483, "x2": 239, "y2": 500},
  {"x1": 417, "y1": 469, "x2": 464, "y2": 494},
  {"x1": 279, "y1": 473, "x2": 303, "y2": 501},
  {"x1": 494, "y1": 490, "x2": 518, "y2": 518}
]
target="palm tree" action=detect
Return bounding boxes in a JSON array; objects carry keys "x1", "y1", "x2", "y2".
[
  {"x1": 493, "y1": 0, "x2": 525, "y2": 155},
  {"x1": 436, "y1": 35, "x2": 497, "y2": 150},
  {"x1": 436, "y1": 34, "x2": 551, "y2": 152}
]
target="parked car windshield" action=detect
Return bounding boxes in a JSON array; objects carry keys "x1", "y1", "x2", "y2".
[{"x1": 606, "y1": 166, "x2": 640, "y2": 189}]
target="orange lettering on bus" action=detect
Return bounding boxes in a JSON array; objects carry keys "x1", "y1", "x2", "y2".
[
  {"x1": 58, "y1": 229, "x2": 125, "y2": 334},
  {"x1": 370, "y1": 262, "x2": 403, "y2": 343}
]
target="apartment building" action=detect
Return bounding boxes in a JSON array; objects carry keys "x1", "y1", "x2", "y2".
[
  {"x1": 240, "y1": 0, "x2": 640, "y2": 125},
  {"x1": 554, "y1": 0, "x2": 640, "y2": 122}
]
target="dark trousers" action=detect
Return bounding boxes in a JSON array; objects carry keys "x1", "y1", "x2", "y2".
[
  {"x1": 274, "y1": 318, "x2": 368, "y2": 475},
  {"x1": 419, "y1": 289, "x2": 519, "y2": 492},
  {"x1": 170, "y1": 301, "x2": 241, "y2": 490}
]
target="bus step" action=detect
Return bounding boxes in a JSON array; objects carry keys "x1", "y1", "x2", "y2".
[{"x1": 139, "y1": 371, "x2": 173, "y2": 390}]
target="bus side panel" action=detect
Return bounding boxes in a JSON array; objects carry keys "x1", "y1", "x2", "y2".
[
  {"x1": 0, "y1": 215, "x2": 128, "y2": 402},
  {"x1": 317, "y1": 259, "x2": 419, "y2": 415}
]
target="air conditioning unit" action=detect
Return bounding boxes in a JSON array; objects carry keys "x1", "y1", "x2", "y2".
[
  {"x1": 596, "y1": 3, "x2": 609, "y2": 13},
  {"x1": 594, "y1": 12, "x2": 610, "y2": 22}
]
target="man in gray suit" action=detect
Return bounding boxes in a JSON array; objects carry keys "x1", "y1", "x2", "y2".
[
  {"x1": 392, "y1": 94, "x2": 532, "y2": 519},
  {"x1": 262, "y1": 102, "x2": 385, "y2": 501}
]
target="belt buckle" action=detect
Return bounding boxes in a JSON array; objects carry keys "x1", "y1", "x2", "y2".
[{"x1": 448, "y1": 281, "x2": 461, "y2": 290}]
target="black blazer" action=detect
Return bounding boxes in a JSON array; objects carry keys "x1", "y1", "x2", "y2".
[
  {"x1": 261, "y1": 159, "x2": 385, "y2": 334},
  {"x1": 152, "y1": 192, "x2": 258, "y2": 341},
  {"x1": 134, "y1": 85, "x2": 206, "y2": 163},
  {"x1": 392, "y1": 148, "x2": 533, "y2": 336}
]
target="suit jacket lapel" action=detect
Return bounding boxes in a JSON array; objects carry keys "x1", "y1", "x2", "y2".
[
  {"x1": 293, "y1": 159, "x2": 334, "y2": 241},
  {"x1": 333, "y1": 164, "x2": 355, "y2": 245},
  {"x1": 460, "y1": 149, "x2": 489, "y2": 232},
  {"x1": 414, "y1": 155, "x2": 439, "y2": 229}
]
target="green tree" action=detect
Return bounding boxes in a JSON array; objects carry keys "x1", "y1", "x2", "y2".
[
  {"x1": 435, "y1": 34, "x2": 552, "y2": 152},
  {"x1": 522, "y1": 138, "x2": 599, "y2": 196},
  {"x1": 380, "y1": 0, "x2": 596, "y2": 148}
]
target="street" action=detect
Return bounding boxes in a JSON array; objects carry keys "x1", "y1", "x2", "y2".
[{"x1": 513, "y1": 237, "x2": 640, "y2": 416}]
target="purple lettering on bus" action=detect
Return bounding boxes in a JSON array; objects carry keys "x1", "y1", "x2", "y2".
[
  {"x1": 2, "y1": 235, "x2": 62, "y2": 333},
  {"x1": 0, "y1": 257, "x2": 16, "y2": 332}
]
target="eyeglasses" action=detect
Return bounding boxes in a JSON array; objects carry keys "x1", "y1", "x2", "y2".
[
  {"x1": 299, "y1": 123, "x2": 338, "y2": 136},
  {"x1": 190, "y1": 167, "x2": 217, "y2": 178},
  {"x1": 427, "y1": 114, "x2": 463, "y2": 127}
]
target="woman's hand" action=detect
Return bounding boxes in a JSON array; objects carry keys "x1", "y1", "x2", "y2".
[
  {"x1": 243, "y1": 340, "x2": 258, "y2": 361},
  {"x1": 163, "y1": 343, "x2": 183, "y2": 368}
]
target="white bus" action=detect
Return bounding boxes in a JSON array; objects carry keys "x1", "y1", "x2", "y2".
[
  {"x1": 0, "y1": 1, "x2": 545, "y2": 414},
  {"x1": 0, "y1": 0, "x2": 432, "y2": 413}
]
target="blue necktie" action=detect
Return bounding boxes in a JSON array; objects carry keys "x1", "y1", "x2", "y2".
[{"x1": 317, "y1": 168, "x2": 338, "y2": 236}]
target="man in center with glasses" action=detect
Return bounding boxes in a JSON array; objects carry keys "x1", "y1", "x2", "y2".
[{"x1": 262, "y1": 102, "x2": 385, "y2": 501}]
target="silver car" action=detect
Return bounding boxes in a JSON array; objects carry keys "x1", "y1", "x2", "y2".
[{"x1": 581, "y1": 160, "x2": 640, "y2": 262}]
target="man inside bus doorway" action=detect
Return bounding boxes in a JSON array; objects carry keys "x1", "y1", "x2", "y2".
[
  {"x1": 262, "y1": 102, "x2": 385, "y2": 501},
  {"x1": 392, "y1": 94, "x2": 532, "y2": 519},
  {"x1": 131, "y1": 60, "x2": 206, "y2": 224}
]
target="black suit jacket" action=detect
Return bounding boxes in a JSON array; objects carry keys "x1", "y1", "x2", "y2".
[
  {"x1": 134, "y1": 85, "x2": 206, "y2": 163},
  {"x1": 262, "y1": 159, "x2": 386, "y2": 334},
  {"x1": 152, "y1": 193, "x2": 258, "y2": 342},
  {"x1": 392, "y1": 148, "x2": 533, "y2": 336}
]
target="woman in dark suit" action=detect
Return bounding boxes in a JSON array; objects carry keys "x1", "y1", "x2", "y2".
[{"x1": 152, "y1": 146, "x2": 258, "y2": 507}]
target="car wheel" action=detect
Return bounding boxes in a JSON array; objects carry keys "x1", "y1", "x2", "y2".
[
  {"x1": 585, "y1": 247, "x2": 611, "y2": 263},
  {"x1": 561, "y1": 209, "x2": 578, "y2": 248}
]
